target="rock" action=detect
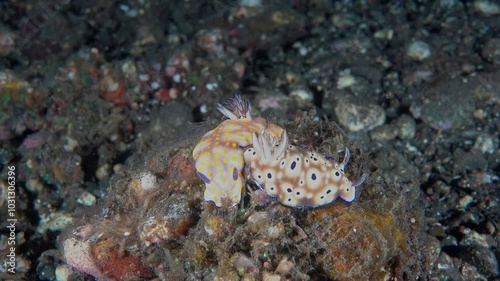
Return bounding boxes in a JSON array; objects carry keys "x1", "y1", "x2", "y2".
[
  {"x1": 138, "y1": 172, "x2": 158, "y2": 192},
  {"x1": 336, "y1": 73, "x2": 356, "y2": 89},
  {"x1": 262, "y1": 271, "x2": 281, "y2": 281},
  {"x1": 373, "y1": 140, "x2": 420, "y2": 182},
  {"x1": 275, "y1": 257, "x2": 294, "y2": 275},
  {"x1": 139, "y1": 194, "x2": 196, "y2": 246},
  {"x1": 204, "y1": 216, "x2": 229, "y2": 240},
  {"x1": 452, "y1": 148, "x2": 489, "y2": 172},
  {"x1": 231, "y1": 252, "x2": 258, "y2": 278},
  {"x1": 429, "y1": 224, "x2": 447, "y2": 238},
  {"x1": 77, "y1": 191, "x2": 97, "y2": 206},
  {"x1": 334, "y1": 96, "x2": 385, "y2": 132},
  {"x1": 370, "y1": 124, "x2": 398, "y2": 141},
  {"x1": 0, "y1": 147, "x2": 14, "y2": 164},
  {"x1": 395, "y1": 115, "x2": 417, "y2": 140},
  {"x1": 314, "y1": 210, "x2": 406, "y2": 280},
  {"x1": 457, "y1": 195, "x2": 473, "y2": 209},
  {"x1": 0, "y1": 31, "x2": 15, "y2": 56},
  {"x1": 435, "y1": 252, "x2": 463, "y2": 280},
  {"x1": 246, "y1": 211, "x2": 285, "y2": 240},
  {"x1": 55, "y1": 264, "x2": 72, "y2": 281},
  {"x1": 289, "y1": 85, "x2": 314, "y2": 109},
  {"x1": 474, "y1": 0, "x2": 500, "y2": 16},
  {"x1": 472, "y1": 134, "x2": 498, "y2": 154},
  {"x1": 458, "y1": 245, "x2": 499, "y2": 276},
  {"x1": 95, "y1": 164, "x2": 110, "y2": 181},
  {"x1": 92, "y1": 236, "x2": 154, "y2": 280},
  {"x1": 407, "y1": 41, "x2": 432, "y2": 61},
  {"x1": 441, "y1": 235, "x2": 458, "y2": 247},
  {"x1": 459, "y1": 228, "x2": 495, "y2": 248},
  {"x1": 26, "y1": 178, "x2": 44, "y2": 193},
  {"x1": 480, "y1": 38, "x2": 500, "y2": 64},
  {"x1": 410, "y1": 78, "x2": 476, "y2": 131},
  {"x1": 63, "y1": 237, "x2": 102, "y2": 279},
  {"x1": 63, "y1": 137, "x2": 79, "y2": 152}
]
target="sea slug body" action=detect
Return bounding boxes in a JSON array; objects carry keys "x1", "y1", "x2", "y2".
[
  {"x1": 243, "y1": 131, "x2": 367, "y2": 207},
  {"x1": 193, "y1": 94, "x2": 283, "y2": 207}
]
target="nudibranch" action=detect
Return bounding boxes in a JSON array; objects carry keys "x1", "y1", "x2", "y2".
[
  {"x1": 193, "y1": 94, "x2": 283, "y2": 207},
  {"x1": 243, "y1": 131, "x2": 367, "y2": 207}
]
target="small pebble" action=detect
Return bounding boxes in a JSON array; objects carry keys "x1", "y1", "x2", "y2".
[
  {"x1": 473, "y1": 109, "x2": 487, "y2": 120},
  {"x1": 95, "y1": 164, "x2": 110, "y2": 180},
  {"x1": 472, "y1": 134, "x2": 495, "y2": 154},
  {"x1": 441, "y1": 235, "x2": 458, "y2": 247},
  {"x1": 474, "y1": 0, "x2": 500, "y2": 16},
  {"x1": 0, "y1": 147, "x2": 14, "y2": 164},
  {"x1": 439, "y1": 0, "x2": 459, "y2": 8},
  {"x1": 289, "y1": 86, "x2": 314, "y2": 108},
  {"x1": 429, "y1": 224, "x2": 447, "y2": 238},
  {"x1": 55, "y1": 264, "x2": 72, "y2": 281},
  {"x1": 231, "y1": 252, "x2": 258, "y2": 277},
  {"x1": 460, "y1": 245, "x2": 499, "y2": 276},
  {"x1": 63, "y1": 137, "x2": 79, "y2": 152},
  {"x1": 480, "y1": 38, "x2": 500, "y2": 64},
  {"x1": 407, "y1": 41, "x2": 431, "y2": 61},
  {"x1": 43, "y1": 213, "x2": 73, "y2": 232},
  {"x1": 334, "y1": 97, "x2": 386, "y2": 131},
  {"x1": 460, "y1": 228, "x2": 494, "y2": 248},
  {"x1": 396, "y1": 115, "x2": 417, "y2": 140},
  {"x1": 275, "y1": 258, "x2": 294, "y2": 275},
  {"x1": 370, "y1": 125, "x2": 398, "y2": 141},
  {"x1": 138, "y1": 172, "x2": 158, "y2": 192},
  {"x1": 461, "y1": 63, "x2": 476, "y2": 74},
  {"x1": 77, "y1": 191, "x2": 97, "y2": 206},
  {"x1": 484, "y1": 221, "x2": 496, "y2": 235},
  {"x1": 240, "y1": 0, "x2": 262, "y2": 7},
  {"x1": 457, "y1": 195, "x2": 473, "y2": 209},
  {"x1": 113, "y1": 164, "x2": 124, "y2": 174},
  {"x1": 204, "y1": 216, "x2": 227, "y2": 239},
  {"x1": 26, "y1": 178, "x2": 44, "y2": 193},
  {"x1": 285, "y1": 72, "x2": 301, "y2": 84},
  {"x1": 262, "y1": 271, "x2": 281, "y2": 281},
  {"x1": 336, "y1": 73, "x2": 356, "y2": 89}
]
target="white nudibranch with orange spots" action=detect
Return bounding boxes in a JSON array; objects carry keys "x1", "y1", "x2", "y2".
[
  {"x1": 193, "y1": 94, "x2": 283, "y2": 207},
  {"x1": 243, "y1": 131, "x2": 367, "y2": 207}
]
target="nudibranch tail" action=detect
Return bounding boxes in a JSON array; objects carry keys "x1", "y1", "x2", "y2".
[{"x1": 216, "y1": 93, "x2": 252, "y2": 120}]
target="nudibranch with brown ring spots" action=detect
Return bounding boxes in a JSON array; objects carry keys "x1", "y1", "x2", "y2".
[
  {"x1": 193, "y1": 93, "x2": 283, "y2": 207},
  {"x1": 243, "y1": 130, "x2": 367, "y2": 207}
]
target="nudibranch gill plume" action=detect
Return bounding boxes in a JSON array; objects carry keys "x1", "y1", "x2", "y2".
[{"x1": 193, "y1": 94, "x2": 283, "y2": 207}]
